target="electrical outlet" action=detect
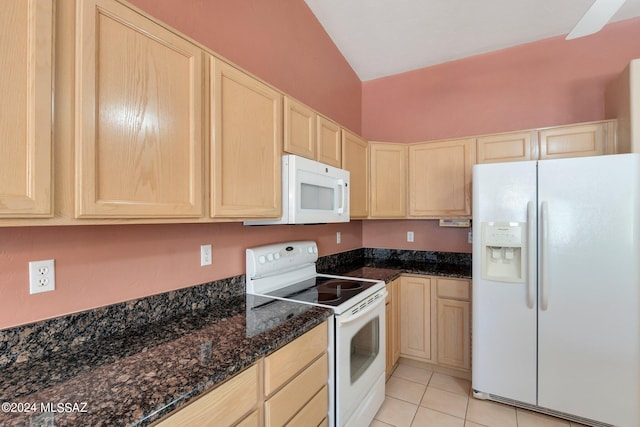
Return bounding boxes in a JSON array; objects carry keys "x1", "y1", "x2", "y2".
[
  {"x1": 336, "y1": 231, "x2": 342, "y2": 244},
  {"x1": 468, "y1": 231, "x2": 473, "y2": 244},
  {"x1": 407, "y1": 231, "x2": 414, "y2": 242},
  {"x1": 200, "y1": 244, "x2": 212, "y2": 266},
  {"x1": 29, "y1": 259, "x2": 55, "y2": 294}
]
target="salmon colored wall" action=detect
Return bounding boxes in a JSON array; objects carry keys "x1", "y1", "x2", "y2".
[
  {"x1": 363, "y1": 220, "x2": 471, "y2": 253},
  {"x1": 362, "y1": 17, "x2": 640, "y2": 142},
  {"x1": 128, "y1": 0, "x2": 362, "y2": 133},
  {"x1": 0, "y1": 222, "x2": 361, "y2": 329}
]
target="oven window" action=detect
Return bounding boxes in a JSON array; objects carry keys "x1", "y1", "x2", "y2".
[
  {"x1": 350, "y1": 317, "x2": 379, "y2": 384},
  {"x1": 301, "y1": 183, "x2": 334, "y2": 210}
]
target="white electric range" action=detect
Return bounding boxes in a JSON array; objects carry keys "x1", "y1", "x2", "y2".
[{"x1": 246, "y1": 241, "x2": 387, "y2": 427}]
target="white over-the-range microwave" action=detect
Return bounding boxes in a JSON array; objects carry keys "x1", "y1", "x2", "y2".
[{"x1": 245, "y1": 154, "x2": 350, "y2": 225}]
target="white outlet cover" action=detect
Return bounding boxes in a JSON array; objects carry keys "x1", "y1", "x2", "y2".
[
  {"x1": 407, "y1": 231, "x2": 415, "y2": 242},
  {"x1": 29, "y1": 259, "x2": 55, "y2": 294},
  {"x1": 200, "y1": 244, "x2": 212, "y2": 266},
  {"x1": 336, "y1": 231, "x2": 342, "y2": 244}
]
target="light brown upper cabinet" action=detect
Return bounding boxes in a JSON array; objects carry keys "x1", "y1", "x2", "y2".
[
  {"x1": 477, "y1": 120, "x2": 617, "y2": 164},
  {"x1": 0, "y1": 0, "x2": 54, "y2": 218},
  {"x1": 369, "y1": 142, "x2": 407, "y2": 218},
  {"x1": 75, "y1": 0, "x2": 204, "y2": 218},
  {"x1": 284, "y1": 96, "x2": 316, "y2": 160},
  {"x1": 211, "y1": 59, "x2": 282, "y2": 219},
  {"x1": 606, "y1": 59, "x2": 640, "y2": 154},
  {"x1": 409, "y1": 139, "x2": 475, "y2": 218},
  {"x1": 283, "y1": 96, "x2": 341, "y2": 167},
  {"x1": 476, "y1": 131, "x2": 538, "y2": 163},
  {"x1": 341, "y1": 129, "x2": 369, "y2": 218},
  {"x1": 316, "y1": 116, "x2": 342, "y2": 167},
  {"x1": 538, "y1": 121, "x2": 615, "y2": 159}
]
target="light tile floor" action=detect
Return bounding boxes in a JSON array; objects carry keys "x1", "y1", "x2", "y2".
[{"x1": 371, "y1": 363, "x2": 589, "y2": 427}]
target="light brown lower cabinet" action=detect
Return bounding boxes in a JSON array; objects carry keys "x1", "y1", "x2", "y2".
[
  {"x1": 385, "y1": 278, "x2": 401, "y2": 377},
  {"x1": 155, "y1": 363, "x2": 260, "y2": 426},
  {"x1": 265, "y1": 354, "x2": 328, "y2": 426},
  {"x1": 436, "y1": 278, "x2": 471, "y2": 371},
  {"x1": 400, "y1": 275, "x2": 432, "y2": 361},
  {"x1": 155, "y1": 320, "x2": 329, "y2": 427},
  {"x1": 399, "y1": 275, "x2": 471, "y2": 375}
]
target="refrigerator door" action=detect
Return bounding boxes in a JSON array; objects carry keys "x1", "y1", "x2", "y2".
[
  {"x1": 537, "y1": 154, "x2": 640, "y2": 426},
  {"x1": 472, "y1": 161, "x2": 537, "y2": 405}
]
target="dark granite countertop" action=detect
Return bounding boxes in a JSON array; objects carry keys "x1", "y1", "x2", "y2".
[
  {"x1": 0, "y1": 295, "x2": 332, "y2": 427},
  {"x1": 317, "y1": 248, "x2": 471, "y2": 282},
  {"x1": 327, "y1": 260, "x2": 471, "y2": 283}
]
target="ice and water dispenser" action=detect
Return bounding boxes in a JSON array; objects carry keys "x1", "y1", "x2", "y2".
[{"x1": 481, "y1": 222, "x2": 526, "y2": 283}]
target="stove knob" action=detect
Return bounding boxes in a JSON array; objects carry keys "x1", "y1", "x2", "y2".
[
  {"x1": 313, "y1": 247, "x2": 318, "y2": 253},
  {"x1": 258, "y1": 255, "x2": 266, "y2": 264},
  {"x1": 274, "y1": 253, "x2": 280, "y2": 260},
  {"x1": 307, "y1": 247, "x2": 313, "y2": 254},
  {"x1": 267, "y1": 253, "x2": 274, "y2": 262}
]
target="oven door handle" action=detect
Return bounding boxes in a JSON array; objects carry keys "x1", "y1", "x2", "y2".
[{"x1": 338, "y1": 291, "x2": 387, "y2": 326}]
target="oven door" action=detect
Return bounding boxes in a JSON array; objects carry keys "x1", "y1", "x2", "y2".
[{"x1": 335, "y1": 292, "x2": 386, "y2": 427}]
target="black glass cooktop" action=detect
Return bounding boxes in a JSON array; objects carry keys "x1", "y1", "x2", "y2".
[{"x1": 265, "y1": 275, "x2": 380, "y2": 307}]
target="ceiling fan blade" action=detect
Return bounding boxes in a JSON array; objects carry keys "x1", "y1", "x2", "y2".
[{"x1": 566, "y1": 0, "x2": 627, "y2": 39}]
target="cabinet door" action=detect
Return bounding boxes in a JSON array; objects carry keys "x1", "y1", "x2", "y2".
[
  {"x1": 211, "y1": 59, "x2": 282, "y2": 218},
  {"x1": 385, "y1": 298, "x2": 393, "y2": 376},
  {"x1": 284, "y1": 96, "x2": 316, "y2": 159},
  {"x1": 317, "y1": 116, "x2": 341, "y2": 167},
  {"x1": 409, "y1": 139, "x2": 475, "y2": 217},
  {"x1": 369, "y1": 143, "x2": 407, "y2": 218},
  {"x1": 385, "y1": 278, "x2": 401, "y2": 374},
  {"x1": 538, "y1": 121, "x2": 614, "y2": 159},
  {"x1": 400, "y1": 275, "x2": 431, "y2": 360},
  {"x1": 605, "y1": 60, "x2": 639, "y2": 154},
  {"x1": 392, "y1": 278, "x2": 401, "y2": 365},
  {"x1": 76, "y1": 0, "x2": 204, "y2": 218},
  {"x1": 341, "y1": 129, "x2": 369, "y2": 218},
  {"x1": 0, "y1": 0, "x2": 53, "y2": 217},
  {"x1": 476, "y1": 131, "x2": 537, "y2": 163},
  {"x1": 436, "y1": 299, "x2": 470, "y2": 370}
]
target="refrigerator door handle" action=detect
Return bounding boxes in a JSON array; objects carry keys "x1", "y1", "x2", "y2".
[
  {"x1": 526, "y1": 201, "x2": 536, "y2": 309},
  {"x1": 540, "y1": 201, "x2": 550, "y2": 311}
]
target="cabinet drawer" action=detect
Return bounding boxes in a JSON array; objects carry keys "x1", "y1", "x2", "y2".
[
  {"x1": 436, "y1": 278, "x2": 470, "y2": 301},
  {"x1": 236, "y1": 409, "x2": 260, "y2": 427},
  {"x1": 286, "y1": 384, "x2": 328, "y2": 427},
  {"x1": 265, "y1": 353, "x2": 328, "y2": 427},
  {"x1": 156, "y1": 363, "x2": 259, "y2": 426},
  {"x1": 264, "y1": 320, "x2": 327, "y2": 395}
]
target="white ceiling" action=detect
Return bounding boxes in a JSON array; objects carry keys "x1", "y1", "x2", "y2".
[{"x1": 303, "y1": 0, "x2": 640, "y2": 81}]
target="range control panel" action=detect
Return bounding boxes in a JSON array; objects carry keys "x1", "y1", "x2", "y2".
[{"x1": 246, "y1": 241, "x2": 318, "y2": 279}]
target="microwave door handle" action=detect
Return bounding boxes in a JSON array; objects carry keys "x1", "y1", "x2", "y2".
[{"x1": 337, "y1": 179, "x2": 346, "y2": 214}]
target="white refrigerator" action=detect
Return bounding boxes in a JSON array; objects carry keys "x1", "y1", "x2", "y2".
[{"x1": 472, "y1": 153, "x2": 640, "y2": 427}]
